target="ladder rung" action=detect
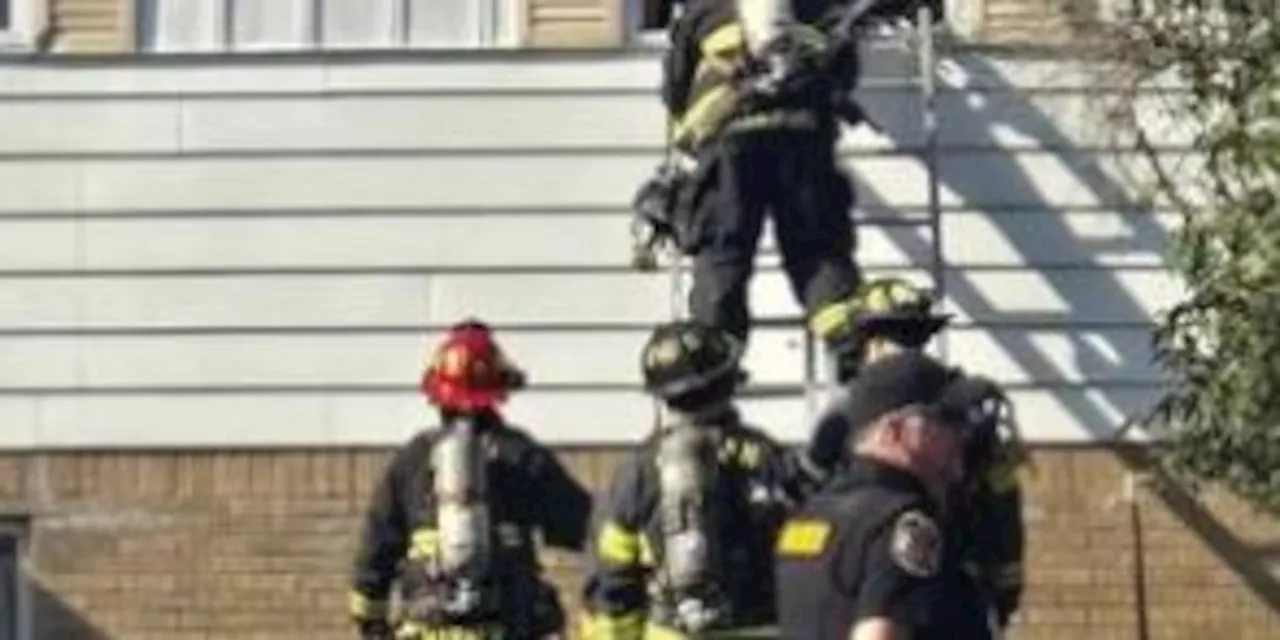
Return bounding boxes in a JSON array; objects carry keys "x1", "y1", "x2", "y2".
[{"x1": 854, "y1": 216, "x2": 936, "y2": 227}]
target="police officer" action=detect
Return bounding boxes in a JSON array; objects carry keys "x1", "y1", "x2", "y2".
[
  {"x1": 579, "y1": 320, "x2": 801, "y2": 639},
  {"x1": 775, "y1": 351, "x2": 991, "y2": 639},
  {"x1": 348, "y1": 319, "x2": 592, "y2": 640},
  {"x1": 793, "y1": 278, "x2": 1027, "y2": 634},
  {"x1": 653, "y1": 0, "x2": 870, "y2": 382}
]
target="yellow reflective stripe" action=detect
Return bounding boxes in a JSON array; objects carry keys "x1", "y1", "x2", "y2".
[
  {"x1": 809, "y1": 299, "x2": 856, "y2": 337},
  {"x1": 643, "y1": 622, "x2": 689, "y2": 640},
  {"x1": 722, "y1": 110, "x2": 818, "y2": 134},
  {"x1": 396, "y1": 621, "x2": 503, "y2": 639},
  {"x1": 738, "y1": 440, "x2": 762, "y2": 469},
  {"x1": 860, "y1": 282, "x2": 896, "y2": 313},
  {"x1": 597, "y1": 520, "x2": 642, "y2": 566},
  {"x1": 858, "y1": 277, "x2": 922, "y2": 313},
  {"x1": 407, "y1": 527, "x2": 440, "y2": 560},
  {"x1": 700, "y1": 23, "x2": 744, "y2": 57},
  {"x1": 348, "y1": 589, "x2": 389, "y2": 620},
  {"x1": 787, "y1": 23, "x2": 830, "y2": 51},
  {"x1": 672, "y1": 84, "x2": 737, "y2": 149},
  {"x1": 638, "y1": 533, "x2": 655, "y2": 567},
  {"x1": 580, "y1": 611, "x2": 646, "y2": 640}
]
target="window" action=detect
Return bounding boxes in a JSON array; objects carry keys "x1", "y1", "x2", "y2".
[
  {"x1": 0, "y1": 521, "x2": 27, "y2": 640},
  {"x1": 138, "y1": 0, "x2": 517, "y2": 53},
  {"x1": 0, "y1": 0, "x2": 38, "y2": 51},
  {"x1": 629, "y1": 0, "x2": 678, "y2": 46}
]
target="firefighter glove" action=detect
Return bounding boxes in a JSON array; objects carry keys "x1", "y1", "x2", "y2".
[{"x1": 356, "y1": 617, "x2": 392, "y2": 640}]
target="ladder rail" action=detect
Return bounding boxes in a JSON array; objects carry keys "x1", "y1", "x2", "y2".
[
  {"x1": 918, "y1": 4, "x2": 947, "y2": 365},
  {"x1": 800, "y1": 8, "x2": 942, "y2": 420}
]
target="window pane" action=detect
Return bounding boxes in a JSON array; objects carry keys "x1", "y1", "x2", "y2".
[
  {"x1": 321, "y1": 0, "x2": 401, "y2": 49},
  {"x1": 230, "y1": 0, "x2": 312, "y2": 50},
  {"x1": 0, "y1": 0, "x2": 10, "y2": 32},
  {"x1": 407, "y1": 0, "x2": 481, "y2": 48},
  {"x1": 139, "y1": 0, "x2": 227, "y2": 52}
]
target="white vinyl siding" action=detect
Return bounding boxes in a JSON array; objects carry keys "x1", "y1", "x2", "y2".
[{"x1": 0, "y1": 51, "x2": 1185, "y2": 447}]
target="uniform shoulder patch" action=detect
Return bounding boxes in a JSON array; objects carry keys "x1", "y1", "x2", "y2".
[
  {"x1": 776, "y1": 518, "x2": 832, "y2": 557},
  {"x1": 889, "y1": 510, "x2": 942, "y2": 578}
]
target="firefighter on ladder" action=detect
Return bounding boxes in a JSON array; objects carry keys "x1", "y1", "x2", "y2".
[
  {"x1": 578, "y1": 320, "x2": 804, "y2": 639},
  {"x1": 793, "y1": 277, "x2": 1029, "y2": 636},
  {"x1": 630, "y1": 0, "x2": 943, "y2": 384},
  {"x1": 347, "y1": 320, "x2": 593, "y2": 640}
]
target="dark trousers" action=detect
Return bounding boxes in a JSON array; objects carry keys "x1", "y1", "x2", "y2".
[{"x1": 686, "y1": 129, "x2": 862, "y2": 345}]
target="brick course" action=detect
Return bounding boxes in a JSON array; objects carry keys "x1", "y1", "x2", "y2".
[{"x1": 0, "y1": 447, "x2": 1275, "y2": 639}]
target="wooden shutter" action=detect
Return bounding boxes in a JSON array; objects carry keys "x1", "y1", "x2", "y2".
[
  {"x1": 48, "y1": 0, "x2": 136, "y2": 53},
  {"x1": 521, "y1": 0, "x2": 624, "y2": 49}
]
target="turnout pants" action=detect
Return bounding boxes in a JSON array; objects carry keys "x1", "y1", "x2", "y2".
[{"x1": 685, "y1": 129, "x2": 862, "y2": 345}]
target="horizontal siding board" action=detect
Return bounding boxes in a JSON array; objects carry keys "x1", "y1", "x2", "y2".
[
  {"x1": 0, "y1": 151, "x2": 1172, "y2": 214},
  {"x1": 0, "y1": 101, "x2": 181, "y2": 153},
  {"x1": 941, "y1": 211, "x2": 1177, "y2": 268},
  {"x1": 0, "y1": 53, "x2": 1163, "y2": 97},
  {"x1": 0, "y1": 326, "x2": 1160, "y2": 390},
  {"x1": 0, "y1": 268, "x2": 1177, "y2": 329},
  {"x1": 0, "y1": 386, "x2": 1161, "y2": 448},
  {"x1": 0, "y1": 90, "x2": 1154, "y2": 155},
  {"x1": 0, "y1": 90, "x2": 1155, "y2": 154},
  {"x1": 0, "y1": 215, "x2": 927, "y2": 270},
  {"x1": 944, "y1": 269, "x2": 1182, "y2": 325},
  {"x1": 0, "y1": 211, "x2": 1172, "y2": 272}
]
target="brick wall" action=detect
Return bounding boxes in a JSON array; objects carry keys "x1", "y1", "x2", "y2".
[{"x1": 0, "y1": 446, "x2": 1275, "y2": 639}]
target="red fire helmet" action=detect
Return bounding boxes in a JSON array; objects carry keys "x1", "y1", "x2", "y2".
[{"x1": 420, "y1": 320, "x2": 527, "y2": 412}]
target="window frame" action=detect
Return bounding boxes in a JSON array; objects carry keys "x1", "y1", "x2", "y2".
[
  {"x1": 0, "y1": 0, "x2": 44, "y2": 53},
  {"x1": 0, "y1": 518, "x2": 30, "y2": 640},
  {"x1": 137, "y1": 0, "x2": 517, "y2": 53}
]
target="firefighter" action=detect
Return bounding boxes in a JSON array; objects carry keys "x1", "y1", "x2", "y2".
[
  {"x1": 579, "y1": 320, "x2": 801, "y2": 639},
  {"x1": 794, "y1": 276, "x2": 953, "y2": 488},
  {"x1": 793, "y1": 277, "x2": 1027, "y2": 634},
  {"x1": 775, "y1": 351, "x2": 991, "y2": 639},
  {"x1": 938, "y1": 371, "x2": 1028, "y2": 634},
  {"x1": 630, "y1": 0, "x2": 943, "y2": 384},
  {"x1": 347, "y1": 319, "x2": 592, "y2": 640}
]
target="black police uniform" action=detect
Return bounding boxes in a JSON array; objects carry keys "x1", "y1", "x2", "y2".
[
  {"x1": 349, "y1": 411, "x2": 592, "y2": 639},
  {"x1": 796, "y1": 366, "x2": 1026, "y2": 633},
  {"x1": 775, "y1": 351, "x2": 991, "y2": 639},
  {"x1": 580, "y1": 408, "x2": 799, "y2": 636},
  {"x1": 663, "y1": 0, "x2": 864, "y2": 349},
  {"x1": 776, "y1": 458, "x2": 991, "y2": 639}
]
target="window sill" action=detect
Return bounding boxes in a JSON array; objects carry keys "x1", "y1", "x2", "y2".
[
  {"x1": 0, "y1": 32, "x2": 37, "y2": 54},
  {"x1": 627, "y1": 29, "x2": 668, "y2": 50}
]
